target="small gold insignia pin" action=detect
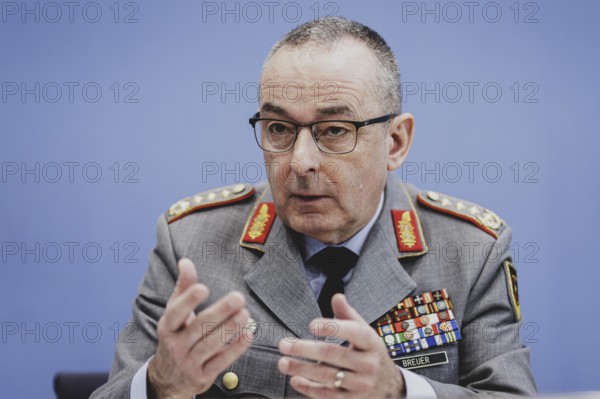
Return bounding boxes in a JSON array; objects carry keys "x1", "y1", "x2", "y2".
[
  {"x1": 427, "y1": 191, "x2": 440, "y2": 201},
  {"x1": 244, "y1": 317, "x2": 258, "y2": 335},
  {"x1": 232, "y1": 184, "x2": 245, "y2": 194}
]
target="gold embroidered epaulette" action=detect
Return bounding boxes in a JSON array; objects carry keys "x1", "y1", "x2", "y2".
[
  {"x1": 417, "y1": 191, "x2": 504, "y2": 238},
  {"x1": 167, "y1": 183, "x2": 255, "y2": 224}
]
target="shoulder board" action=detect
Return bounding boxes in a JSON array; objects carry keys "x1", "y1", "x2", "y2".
[
  {"x1": 417, "y1": 190, "x2": 503, "y2": 239},
  {"x1": 167, "y1": 183, "x2": 255, "y2": 224}
]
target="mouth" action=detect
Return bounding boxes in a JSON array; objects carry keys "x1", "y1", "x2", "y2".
[{"x1": 289, "y1": 193, "x2": 328, "y2": 203}]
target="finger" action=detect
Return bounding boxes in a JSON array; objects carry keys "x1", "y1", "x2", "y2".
[
  {"x1": 201, "y1": 329, "x2": 253, "y2": 376},
  {"x1": 172, "y1": 258, "x2": 199, "y2": 298},
  {"x1": 309, "y1": 318, "x2": 379, "y2": 352},
  {"x1": 331, "y1": 294, "x2": 365, "y2": 323},
  {"x1": 278, "y1": 356, "x2": 364, "y2": 391},
  {"x1": 184, "y1": 310, "x2": 195, "y2": 328},
  {"x1": 279, "y1": 339, "x2": 366, "y2": 372},
  {"x1": 189, "y1": 307, "x2": 250, "y2": 363},
  {"x1": 289, "y1": 376, "x2": 343, "y2": 399},
  {"x1": 163, "y1": 283, "x2": 209, "y2": 332},
  {"x1": 180, "y1": 291, "x2": 246, "y2": 348}
]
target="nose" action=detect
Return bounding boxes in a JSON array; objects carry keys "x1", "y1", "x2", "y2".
[{"x1": 289, "y1": 126, "x2": 322, "y2": 176}]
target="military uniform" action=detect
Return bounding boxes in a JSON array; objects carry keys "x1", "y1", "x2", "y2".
[{"x1": 91, "y1": 173, "x2": 536, "y2": 398}]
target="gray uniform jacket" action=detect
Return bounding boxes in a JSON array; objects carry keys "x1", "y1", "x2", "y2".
[{"x1": 91, "y1": 173, "x2": 536, "y2": 398}]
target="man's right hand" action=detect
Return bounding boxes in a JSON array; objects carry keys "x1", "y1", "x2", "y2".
[{"x1": 147, "y1": 258, "x2": 252, "y2": 399}]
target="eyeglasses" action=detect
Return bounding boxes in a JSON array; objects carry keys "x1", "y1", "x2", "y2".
[{"x1": 248, "y1": 112, "x2": 397, "y2": 154}]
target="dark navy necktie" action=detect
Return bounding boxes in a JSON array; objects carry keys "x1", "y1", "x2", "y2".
[{"x1": 310, "y1": 247, "x2": 359, "y2": 318}]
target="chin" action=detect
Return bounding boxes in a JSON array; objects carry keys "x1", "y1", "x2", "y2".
[{"x1": 285, "y1": 213, "x2": 346, "y2": 243}]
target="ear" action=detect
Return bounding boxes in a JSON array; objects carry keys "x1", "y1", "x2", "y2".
[{"x1": 387, "y1": 113, "x2": 414, "y2": 171}]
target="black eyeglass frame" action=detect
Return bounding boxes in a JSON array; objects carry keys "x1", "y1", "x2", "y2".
[{"x1": 248, "y1": 112, "x2": 398, "y2": 154}]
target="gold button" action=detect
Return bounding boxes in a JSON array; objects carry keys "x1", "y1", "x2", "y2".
[
  {"x1": 222, "y1": 372, "x2": 239, "y2": 390},
  {"x1": 427, "y1": 191, "x2": 440, "y2": 201}
]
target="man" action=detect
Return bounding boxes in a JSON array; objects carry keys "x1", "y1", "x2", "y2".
[{"x1": 92, "y1": 17, "x2": 536, "y2": 398}]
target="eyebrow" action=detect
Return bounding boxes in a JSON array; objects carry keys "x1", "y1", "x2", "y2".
[
  {"x1": 260, "y1": 103, "x2": 290, "y2": 118},
  {"x1": 315, "y1": 105, "x2": 356, "y2": 118},
  {"x1": 260, "y1": 103, "x2": 357, "y2": 120}
]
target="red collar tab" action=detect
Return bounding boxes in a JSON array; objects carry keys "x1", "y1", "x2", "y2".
[
  {"x1": 242, "y1": 202, "x2": 276, "y2": 245},
  {"x1": 391, "y1": 210, "x2": 424, "y2": 253}
]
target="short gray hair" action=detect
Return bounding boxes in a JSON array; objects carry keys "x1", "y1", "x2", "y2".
[{"x1": 264, "y1": 17, "x2": 402, "y2": 114}]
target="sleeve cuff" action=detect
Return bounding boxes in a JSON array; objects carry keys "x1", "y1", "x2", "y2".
[
  {"x1": 130, "y1": 357, "x2": 152, "y2": 399},
  {"x1": 398, "y1": 366, "x2": 437, "y2": 399}
]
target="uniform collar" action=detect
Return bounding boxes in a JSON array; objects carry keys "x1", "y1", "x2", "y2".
[
  {"x1": 239, "y1": 173, "x2": 428, "y2": 258},
  {"x1": 302, "y1": 192, "x2": 385, "y2": 260}
]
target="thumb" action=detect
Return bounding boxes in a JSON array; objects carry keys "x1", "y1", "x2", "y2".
[
  {"x1": 331, "y1": 294, "x2": 366, "y2": 323},
  {"x1": 173, "y1": 258, "x2": 198, "y2": 298}
]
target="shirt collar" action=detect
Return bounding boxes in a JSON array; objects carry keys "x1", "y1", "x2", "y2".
[{"x1": 302, "y1": 191, "x2": 385, "y2": 260}]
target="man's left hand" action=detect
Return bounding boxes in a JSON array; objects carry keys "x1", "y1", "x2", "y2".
[{"x1": 278, "y1": 294, "x2": 406, "y2": 398}]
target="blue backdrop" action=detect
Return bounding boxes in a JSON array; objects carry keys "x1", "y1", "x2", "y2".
[{"x1": 1, "y1": 0, "x2": 599, "y2": 397}]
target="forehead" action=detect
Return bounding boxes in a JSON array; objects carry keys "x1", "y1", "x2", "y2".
[{"x1": 259, "y1": 39, "x2": 380, "y2": 117}]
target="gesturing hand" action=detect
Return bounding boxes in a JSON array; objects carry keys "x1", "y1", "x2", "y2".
[
  {"x1": 148, "y1": 258, "x2": 253, "y2": 399},
  {"x1": 278, "y1": 294, "x2": 405, "y2": 399}
]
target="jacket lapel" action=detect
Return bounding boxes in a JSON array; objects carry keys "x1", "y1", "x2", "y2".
[
  {"x1": 344, "y1": 224, "x2": 417, "y2": 326},
  {"x1": 345, "y1": 174, "x2": 427, "y2": 325},
  {"x1": 242, "y1": 188, "x2": 321, "y2": 339}
]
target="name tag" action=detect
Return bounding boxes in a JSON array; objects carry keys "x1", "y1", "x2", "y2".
[{"x1": 394, "y1": 351, "x2": 448, "y2": 370}]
